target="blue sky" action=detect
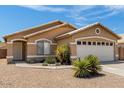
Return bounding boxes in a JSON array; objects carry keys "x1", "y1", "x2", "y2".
[{"x1": 0, "y1": 5, "x2": 124, "y2": 41}]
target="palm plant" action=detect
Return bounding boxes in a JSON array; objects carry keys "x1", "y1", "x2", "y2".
[
  {"x1": 84, "y1": 55, "x2": 102, "y2": 75},
  {"x1": 73, "y1": 59, "x2": 91, "y2": 78}
]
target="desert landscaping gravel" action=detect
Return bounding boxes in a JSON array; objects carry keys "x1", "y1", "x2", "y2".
[{"x1": 0, "y1": 64, "x2": 124, "y2": 88}]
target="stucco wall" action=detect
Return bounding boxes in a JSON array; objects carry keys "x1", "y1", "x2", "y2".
[
  {"x1": 118, "y1": 43, "x2": 124, "y2": 60},
  {"x1": 7, "y1": 44, "x2": 13, "y2": 56},
  {"x1": 27, "y1": 26, "x2": 74, "y2": 43},
  {"x1": 27, "y1": 44, "x2": 37, "y2": 55}
]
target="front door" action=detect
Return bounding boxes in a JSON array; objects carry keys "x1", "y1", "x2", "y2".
[{"x1": 13, "y1": 41, "x2": 26, "y2": 61}]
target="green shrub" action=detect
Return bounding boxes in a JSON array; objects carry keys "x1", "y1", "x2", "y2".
[
  {"x1": 42, "y1": 62, "x2": 48, "y2": 66},
  {"x1": 44, "y1": 57, "x2": 56, "y2": 64},
  {"x1": 84, "y1": 55, "x2": 102, "y2": 75},
  {"x1": 73, "y1": 55, "x2": 102, "y2": 78},
  {"x1": 56, "y1": 44, "x2": 71, "y2": 65},
  {"x1": 73, "y1": 59, "x2": 91, "y2": 78}
]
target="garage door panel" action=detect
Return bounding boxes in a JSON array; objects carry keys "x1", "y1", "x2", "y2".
[{"x1": 77, "y1": 45, "x2": 114, "y2": 61}]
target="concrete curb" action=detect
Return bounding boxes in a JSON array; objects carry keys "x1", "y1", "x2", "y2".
[{"x1": 16, "y1": 63, "x2": 73, "y2": 69}]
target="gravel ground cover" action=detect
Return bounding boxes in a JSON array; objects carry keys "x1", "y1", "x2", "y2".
[{"x1": 0, "y1": 64, "x2": 124, "y2": 88}]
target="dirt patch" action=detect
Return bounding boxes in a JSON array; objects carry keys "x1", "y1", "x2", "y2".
[
  {"x1": 0, "y1": 65, "x2": 124, "y2": 88},
  {"x1": 0, "y1": 59, "x2": 7, "y2": 64}
]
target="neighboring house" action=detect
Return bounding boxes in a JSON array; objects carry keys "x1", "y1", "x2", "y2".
[
  {"x1": 3, "y1": 20, "x2": 122, "y2": 63},
  {"x1": 0, "y1": 42, "x2": 7, "y2": 59},
  {"x1": 118, "y1": 34, "x2": 124, "y2": 60}
]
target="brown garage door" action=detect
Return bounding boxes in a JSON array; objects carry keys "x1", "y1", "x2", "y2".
[
  {"x1": 118, "y1": 47, "x2": 124, "y2": 60},
  {"x1": 0, "y1": 49, "x2": 7, "y2": 59}
]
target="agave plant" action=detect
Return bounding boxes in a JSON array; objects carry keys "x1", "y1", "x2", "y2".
[
  {"x1": 84, "y1": 55, "x2": 102, "y2": 75},
  {"x1": 73, "y1": 59, "x2": 91, "y2": 78}
]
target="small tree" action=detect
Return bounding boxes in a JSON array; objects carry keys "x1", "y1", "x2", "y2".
[{"x1": 56, "y1": 44, "x2": 71, "y2": 65}]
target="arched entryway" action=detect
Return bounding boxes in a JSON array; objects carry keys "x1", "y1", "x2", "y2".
[{"x1": 13, "y1": 40, "x2": 27, "y2": 61}]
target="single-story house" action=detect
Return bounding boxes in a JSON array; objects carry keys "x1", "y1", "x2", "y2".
[
  {"x1": 3, "y1": 20, "x2": 123, "y2": 63},
  {"x1": 118, "y1": 34, "x2": 124, "y2": 60},
  {"x1": 0, "y1": 42, "x2": 7, "y2": 59}
]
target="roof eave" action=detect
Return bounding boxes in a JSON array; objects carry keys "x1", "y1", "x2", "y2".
[{"x1": 55, "y1": 34, "x2": 71, "y2": 40}]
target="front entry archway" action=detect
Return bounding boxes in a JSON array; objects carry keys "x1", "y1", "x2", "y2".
[{"x1": 13, "y1": 41, "x2": 27, "y2": 61}]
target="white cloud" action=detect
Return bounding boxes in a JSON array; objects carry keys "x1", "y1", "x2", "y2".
[
  {"x1": 19, "y1": 5, "x2": 124, "y2": 27},
  {"x1": 67, "y1": 5, "x2": 96, "y2": 26},
  {"x1": 105, "y1": 5, "x2": 124, "y2": 11},
  {"x1": 85, "y1": 9, "x2": 110, "y2": 17},
  {"x1": 69, "y1": 5, "x2": 124, "y2": 26},
  {"x1": 20, "y1": 5, "x2": 67, "y2": 12},
  {"x1": 112, "y1": 27, "x2": 118, "y2": 31},
  {"x1": 95, "y1": 5, "x2": 123, "y2": 19}
]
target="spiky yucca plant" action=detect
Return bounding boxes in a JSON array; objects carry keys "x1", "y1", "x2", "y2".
[
  {"x1": 84, "y1": 55, "x2": 102, "y2": 75},
  {"x1": 73, "y1": 59, "x2": 91, "y2": 78}
]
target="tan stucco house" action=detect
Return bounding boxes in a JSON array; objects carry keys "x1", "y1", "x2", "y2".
[
  {"x1": 118, "y1": 34, "x2": 124, "y2": 60},
  {"x1": 3, "y1": 20, "x2": 123, "y2": 63}
]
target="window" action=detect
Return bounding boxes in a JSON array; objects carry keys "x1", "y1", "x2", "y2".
[
  {"x1": 97, "y1": 42, "x2": 101, "y2": 46},
  {"x1": 93, "y1": 42, "x2": 96, "y2": 45},
  {"x1": 110, "y1": 42, "x2": 113, "y2": 46},
  {"x1": 37, "y1": 41, "x2": 50, "y2": 55},
  {"x1": 77, "y1": 41, "x2": 81, "y2": 45},
  {"x1": 82, "y1": 41, "x2": 86, "y2": 45},
  {"x1": 102, "y1": 42, "x2": 105, "y2": 46},
  {"x1": 95, "y1": 28, "x2": 101, "y2": 35},
  {"x1": 88, "y1": 42, "x2": 91, "y2": 45},
  {"x1": 106, "y1": 42, "x2": 109, "y2": 46}
]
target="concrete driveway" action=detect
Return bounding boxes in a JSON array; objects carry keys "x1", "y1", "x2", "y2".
[{"x1": 102, "y1": 61, "x2": 124, "y2": 76}]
